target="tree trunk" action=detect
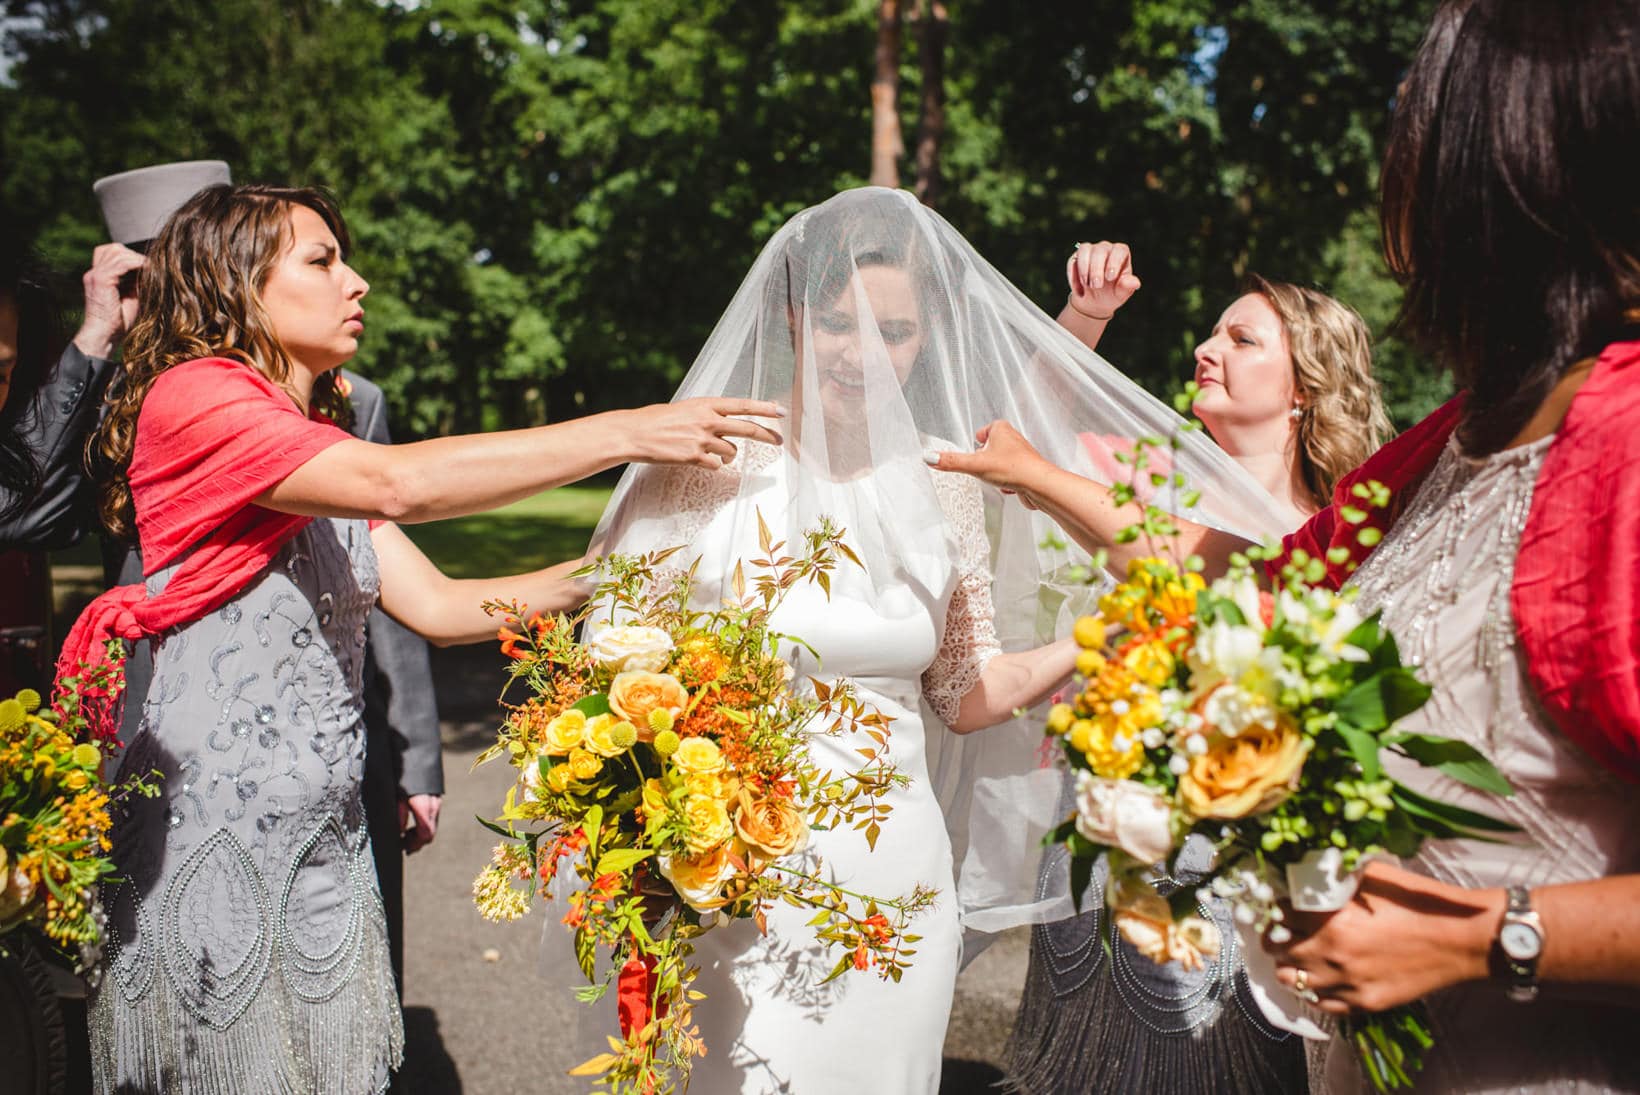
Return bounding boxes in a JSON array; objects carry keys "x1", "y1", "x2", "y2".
[
  {"x1": 913, "y1": 1, "x2": 948, "y2": 208},
  {"x1": 870, "y1": 0, "x2": 903, "y2": 188}
]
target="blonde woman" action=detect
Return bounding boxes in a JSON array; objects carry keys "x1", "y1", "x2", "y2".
[{"x1": 934, "y1": 249, "x2": 1389, "y2": 1094}]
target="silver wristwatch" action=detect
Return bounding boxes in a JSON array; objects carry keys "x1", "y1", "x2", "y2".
[{"x1": 1496, "y1": 885, "x2": 1543, "y2": 1002}]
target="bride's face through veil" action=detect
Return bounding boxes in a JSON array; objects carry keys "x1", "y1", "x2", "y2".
[{"x1": 769, "y1": 193, "x2": 949, "y2": 481}]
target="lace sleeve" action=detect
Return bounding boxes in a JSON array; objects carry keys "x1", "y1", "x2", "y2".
[{"x1": 921, "y1": 466, "x2": 1003, "y2": 726}]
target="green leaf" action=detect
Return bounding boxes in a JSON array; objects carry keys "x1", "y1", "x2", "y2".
[
  {"x1": 582, "y1": 804, "x2": 605, "y2": 857},
  {"x1": 1334, "y1": 726, "x2": 1383, "y2": 780},
  {"x1": 570, "y1": 693, "x2": 612, "y2": 718},
  {"x1": 593, "y1": 847, "x2": 652, "y2": 876},
  {"x1": 475, "y1": 814, "x2": 517, "y2": 840},
  {"x1": 1384, "y1": 733, "x2": 1515, "y2": 797},
  {"x1": 1390, "y1": 783, "x2": 1519, "y2": 835},
  {"x1": 1334, "y1": 669, "x2": 1431, "y2": 732}
]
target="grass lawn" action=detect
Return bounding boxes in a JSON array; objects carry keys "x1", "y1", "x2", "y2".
[
  {"x1": 399, "y1": 484, "x2": 613, "y2": 578},
  {"x1": 48, "y1": 485, "x2": 615, "y2": 627}
]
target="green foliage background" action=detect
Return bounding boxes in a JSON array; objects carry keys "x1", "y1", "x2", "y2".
[{"x1": 1, "y1": 0, "x2": 1449, "y2": 438}]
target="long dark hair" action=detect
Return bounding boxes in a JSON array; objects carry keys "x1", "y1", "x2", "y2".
[
  {"x1": 1381, "y1": 0, "x2": 1640, "y2": 454},
  {"x1": 0, "y1": 239, "x2": 64, "y2": 526},
  {"x1": 91, "y1": 183, "x2": 355, "y2": 541}
]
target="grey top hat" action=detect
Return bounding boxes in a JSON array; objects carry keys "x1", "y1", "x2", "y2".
[{"x1": 92, "y1": 160, "x2": 233, "y2": 245}]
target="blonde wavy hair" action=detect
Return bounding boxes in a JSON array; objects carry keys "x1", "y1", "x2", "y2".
[
  {"x1": 91, "y1": 183, "x2": 354, "y2": 541},
  {"x1": 1242, "y1": 274, "x2": 1391, "y2": 510}
]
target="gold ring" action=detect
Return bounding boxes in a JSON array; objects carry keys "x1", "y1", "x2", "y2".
[{"x1": 1292, "y1": 968, "x2": 1308, "y2": 994}]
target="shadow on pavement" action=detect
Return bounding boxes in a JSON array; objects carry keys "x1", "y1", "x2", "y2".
[{"x1": 400, "y1": 1006, "x2": 463, "y2": 1095}]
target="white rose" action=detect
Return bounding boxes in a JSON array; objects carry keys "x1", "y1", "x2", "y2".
[
  {"x1": 656, "y1": 846, "x2": 738, "y2": 912},
  {"x1": 587, "y1": 625, "x2": 674, "y2": 673},
  {"x1": 1073, "y1": 771, "x2": 1176, "y2": 866},
  {"x1": 1189, "y1": 619, "x2": 1265, "y2": 688},
  {"x1": 1201, "y1": 681, "x2": 1280, "y2": 738}
]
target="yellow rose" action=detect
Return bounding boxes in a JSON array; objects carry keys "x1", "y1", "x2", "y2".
[
  {"x1": 642, "y1": 778, "x2": 671, "y2": 819},
  {"x1": 567, "y1": 748, "x2": 604, "y2": 782},
  {"x1": 608, "y1": 671, "x2": 689, "y2": 743},
  {"x1": 1073, "y1": 615, "x2": 1107, "y2": 650},
  {"x1": 672, "y1": 736, "x2": 725, "y2": 776},
  {"x1": 583, "y1": 713, "x2": 628, "y2": 758},
  {"x1": 1122, "y1": 641, "x2": 1176, "y2": 687},
  {"x1": 1075, "y1": 649, "x2": 1107, "y2": 678},
  {"x1": 547, "y1": 764, "x2": 574, "y2": 793},
  {"x1": 681, "y1": 794, "x2": 734, "y2": 854},
  {"x1": 1178, "y1": 722, "x2": 1309, "y2": 820},
  {"x1": 1045, "y1": 703, "x2": 1075, "y2": 735},
  {"x1": 64, "y1": 770, "x2": 90, "y2": 792},
  {"x1": 732, "y1": 788, "x2": 809, "y2": 861},
  {"x1": 684, "y1": 771, "x2": 737, "y2": 802},
  {"x1": 657, "y1": 844, "x2": 735, "y2": 911},
  {"x1": 543, "y1": 710, "x2": 588, "y2": 756}
]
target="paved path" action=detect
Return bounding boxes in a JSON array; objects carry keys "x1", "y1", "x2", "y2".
[{"x1": 397, "y1": 647, "x2": 1026, "y2": 1095}]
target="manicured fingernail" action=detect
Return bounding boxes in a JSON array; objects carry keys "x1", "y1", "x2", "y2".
[{"x1": 922, "y1": 449, "x2": 943, "y2": 466}]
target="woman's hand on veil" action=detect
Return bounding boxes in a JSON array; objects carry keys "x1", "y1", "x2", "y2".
[
  {"x1": 618, "y1": 398, "x2": 785, "y2": 469},
  {"x1": 925, "y1": 420, "x2": 1050, "y2": 496}
]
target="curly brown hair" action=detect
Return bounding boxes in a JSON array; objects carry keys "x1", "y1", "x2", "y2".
[
  {"x1": 1242, "y1": 274, "x2": 1391, "y2": 510},
  {"x1": 91, "y1": 183, "x2": 355, "y2": 541}
]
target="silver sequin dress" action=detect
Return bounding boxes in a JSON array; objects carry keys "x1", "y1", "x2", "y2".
[
  {"x1": 89, "y1": 518, "x2": 405, "y2": 1094},
  {"x1": 1319, "y1": 435, "x2": 1640, "y2": 1092}
]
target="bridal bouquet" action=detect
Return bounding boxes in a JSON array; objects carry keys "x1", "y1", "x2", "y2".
[
  {"x1": 1046, "y1": 433, "x2": 1517, "y2": 1091},
  {"x1": 473, "y1": 517, "x2": 934, "y2": 1095},
  {"x1": 1, "y1": 671, "x2": 158, "y2": 974}
]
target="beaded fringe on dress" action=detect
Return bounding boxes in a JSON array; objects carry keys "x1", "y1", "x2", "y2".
[
  {"x1": 1004, "y1": 841, "x2": 1306, "y2": 1095},
  {"x1": 1005, "y1": 918, "x2": 1307, "y2": 1095},
  {"x1": 88, "y1": 899, "x2": 403, "y2": 1095}
]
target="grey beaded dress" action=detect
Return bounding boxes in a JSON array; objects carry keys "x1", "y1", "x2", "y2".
[
  {"x1": 1005, "y1": 820, "x2": 1307, "y2": 1094},
  {"x1": 89, "y1": 517, "x2": 405, "y2": 1094}
]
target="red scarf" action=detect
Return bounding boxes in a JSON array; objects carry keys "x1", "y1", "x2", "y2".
[
  {"x1": 1274, "y1": 339, "x2": 1640, "y2": 783},
  {"x1": 54, "y1": 357, "x2": 348, "y2": 740}
]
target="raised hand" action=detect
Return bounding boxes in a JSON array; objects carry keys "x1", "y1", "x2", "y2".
[
  {"x1": 1066, "y1": 240, "x2": 1141, "y2": 322},
  {"x1": 73, "y1": 242, "x2": 147, "y2": 359},
  {"x1": 622, "y1": 398, "x2": 785, "y2": 469}
]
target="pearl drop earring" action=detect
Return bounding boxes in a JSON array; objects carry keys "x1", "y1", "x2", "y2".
[{"x1": 1290, "y1": 406, "x2": 1302, "y2": 420}]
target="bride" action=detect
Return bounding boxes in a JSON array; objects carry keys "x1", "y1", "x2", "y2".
[{"x1": 580, "y1": 187, "x2": 1288, "y2": 1092}]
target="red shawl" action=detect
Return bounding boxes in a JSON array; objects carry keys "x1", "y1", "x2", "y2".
[
  {"x1": 1274, "y1": 339, "x2": 1640, "y2": 784},
  {"x1": 54, "y1": 357, "x2": 349, "y2": 739}
]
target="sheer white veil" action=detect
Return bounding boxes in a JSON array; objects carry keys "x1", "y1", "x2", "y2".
[{"x1": 587, "y1": 187, "x2": 1290, "y2": 940}]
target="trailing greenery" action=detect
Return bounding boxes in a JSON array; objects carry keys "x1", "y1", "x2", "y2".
[{"x1": 2, "y1": 0, "x2": 1445, "y2": 437}]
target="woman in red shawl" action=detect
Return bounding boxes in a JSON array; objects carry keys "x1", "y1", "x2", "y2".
[
  {"x1": 68, "y1": 184, "x2": 781, "y2": 1094},
  {"x1": 947, "y1": 1, "x2": 1640, "y2": 1089}
]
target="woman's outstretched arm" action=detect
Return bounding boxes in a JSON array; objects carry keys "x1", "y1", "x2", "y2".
[
  {"x1": 256, "y1": 398, "x2": 784, "y2": 524},
  {"x1": 370, "y1": 522, "x2": 589, "y2": 647},
  {"x1": 929, "y1": 420, "x2": 1255, "y2": 579}
]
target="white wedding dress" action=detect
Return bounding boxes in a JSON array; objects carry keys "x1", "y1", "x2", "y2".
[{"x1": 636, "y1": 442, "x2": 995, "y2": 1094}]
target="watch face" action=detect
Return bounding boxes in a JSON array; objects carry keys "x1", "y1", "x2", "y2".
[{"x1": 1501, "y1": 921, "x2": 1543, "y2": 960}]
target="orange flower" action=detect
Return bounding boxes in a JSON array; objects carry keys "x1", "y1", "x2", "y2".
[
  {"x1": 498, "y1": 626, "x2": 528, "y2": 659},
  {"x1": 853, "y1": 941, "x2": 871, "y2": 970},
  {"x1": 608, "y1": 672, "x2": 689, "y2": 743}
]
